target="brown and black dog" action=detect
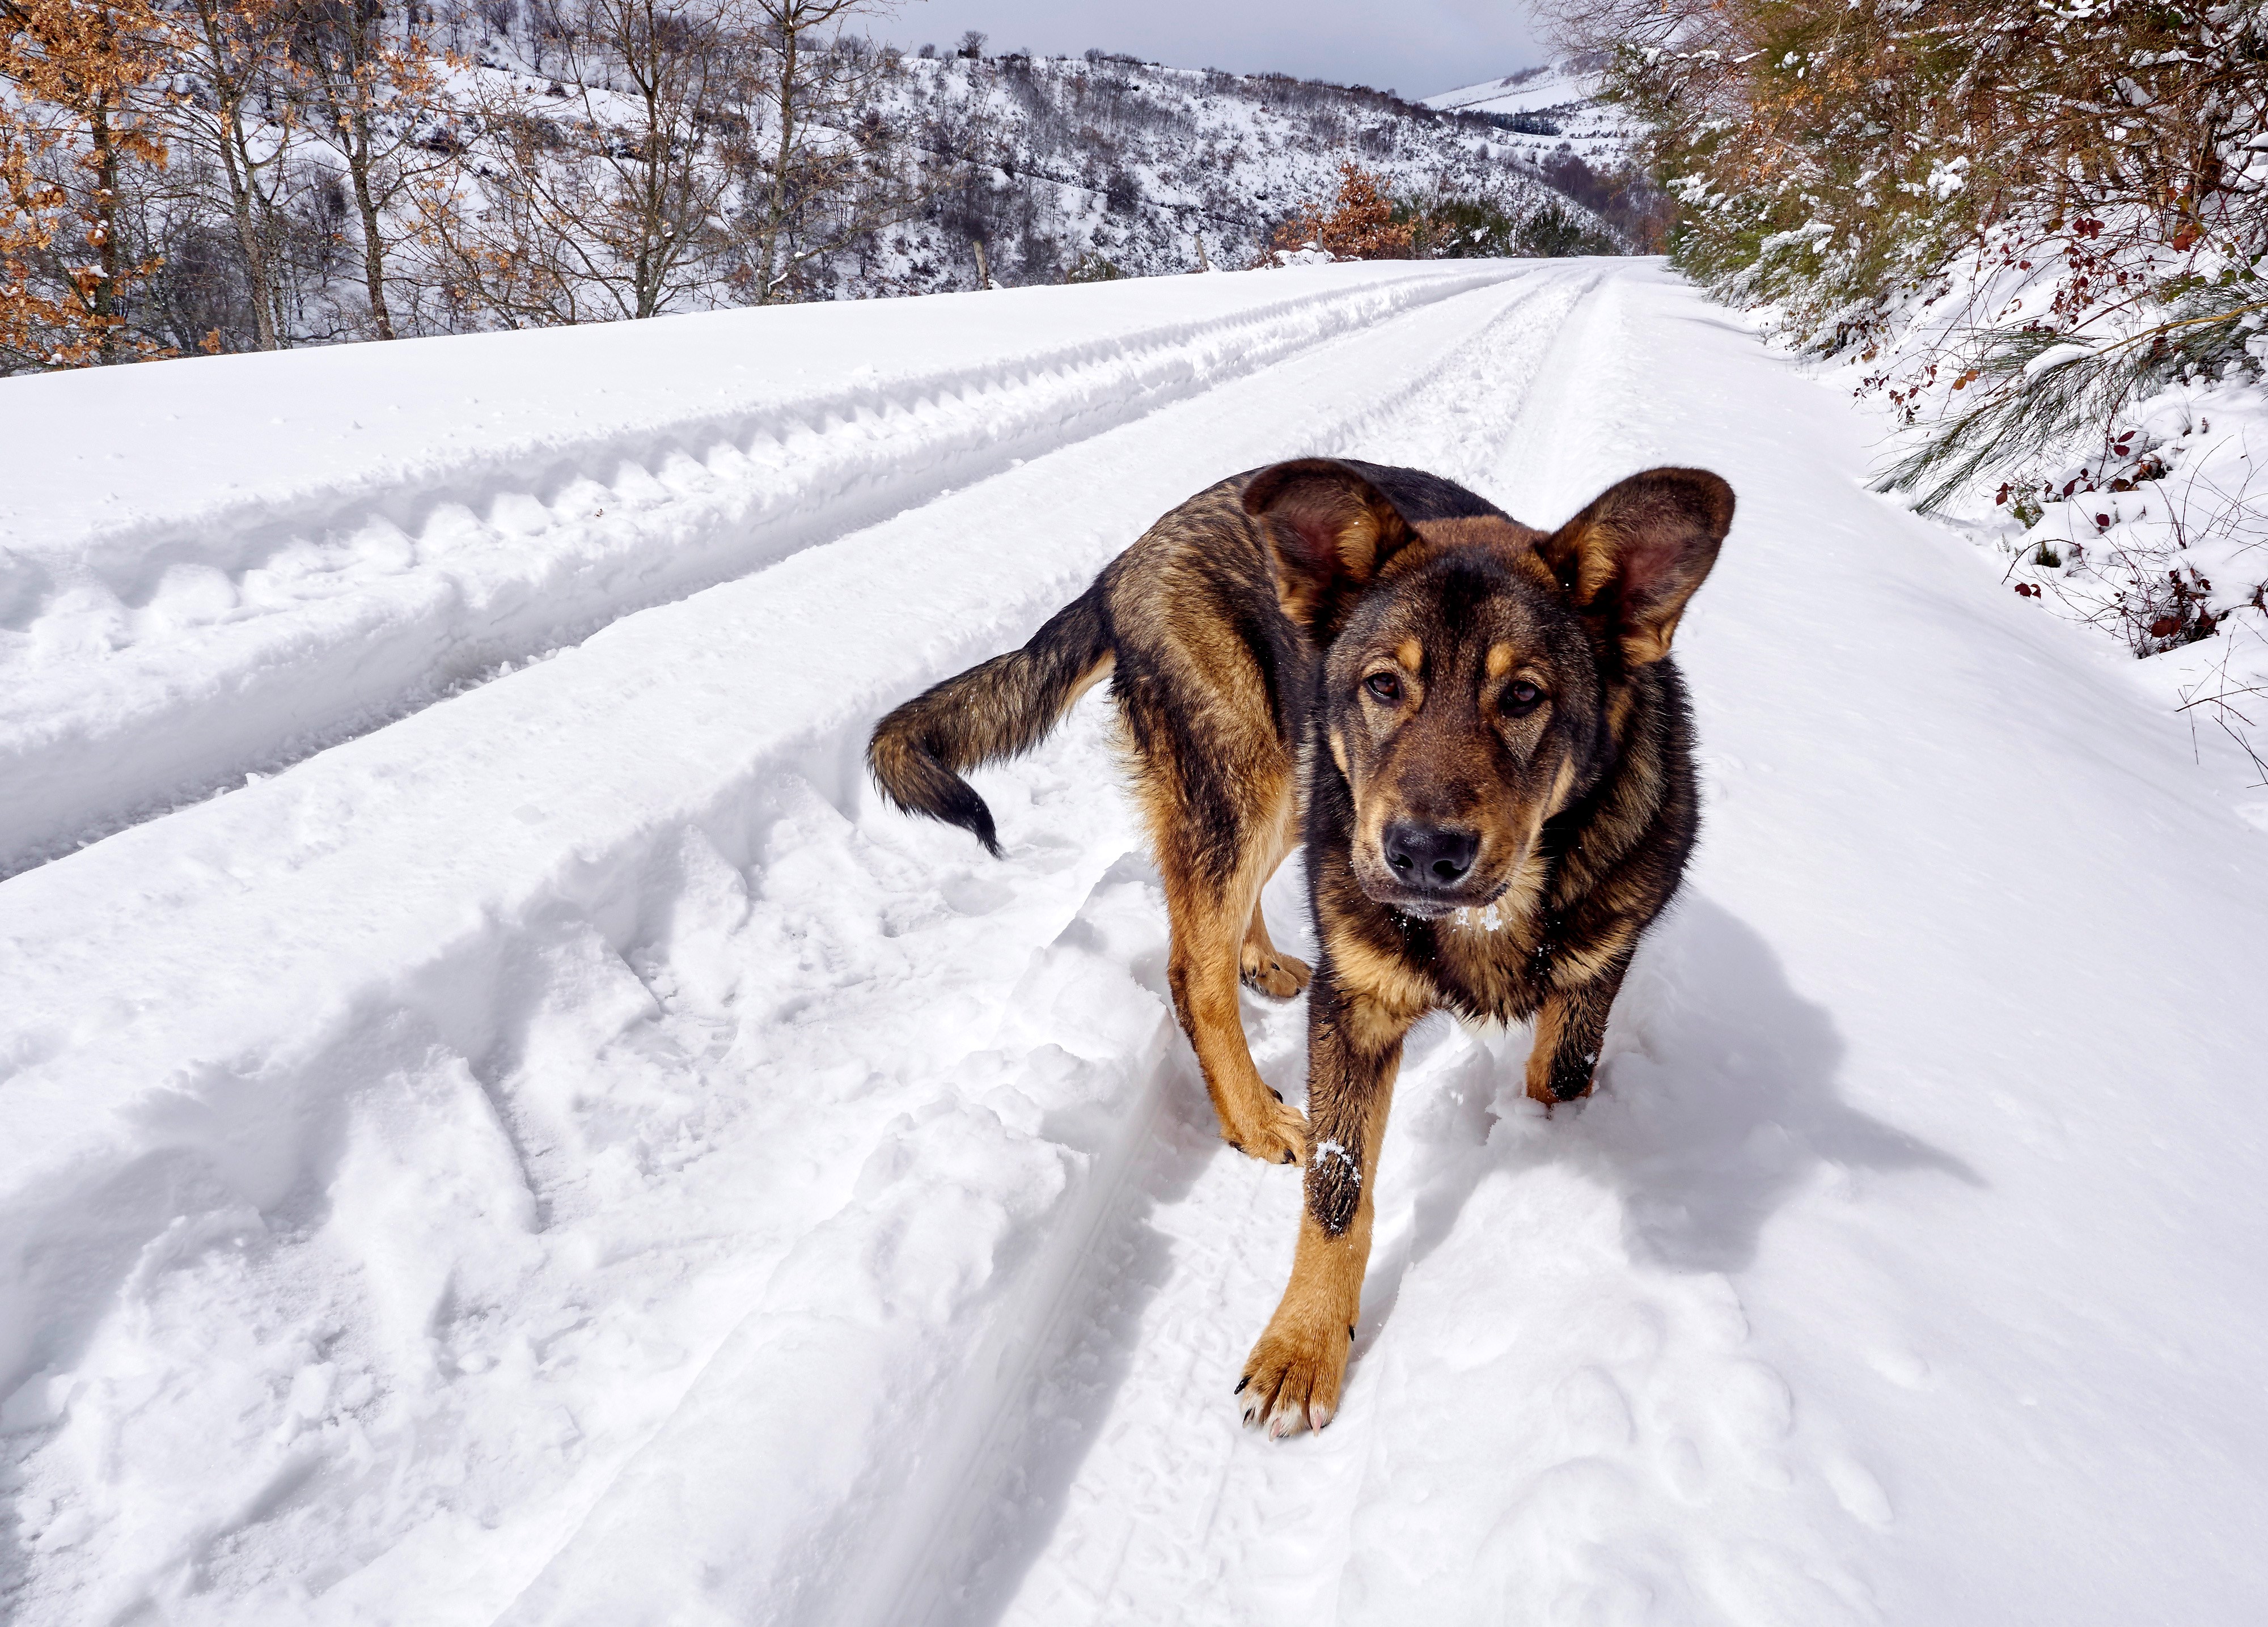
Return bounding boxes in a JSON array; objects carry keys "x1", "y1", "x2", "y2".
[{"x1": 868, "y1": 456, "x2": 1732, "y2": 1437}]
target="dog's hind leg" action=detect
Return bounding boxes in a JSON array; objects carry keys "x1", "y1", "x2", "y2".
[
  {"x1": 1238, "y1": 791, "x2": 1312, "y2": 999},
  {"x1": 1154, "y1": 776, "x2": 1310, "y2": 1165},
  {"x1": 1165, "y1": 864, "x2": 1310, "y2": 1164}
]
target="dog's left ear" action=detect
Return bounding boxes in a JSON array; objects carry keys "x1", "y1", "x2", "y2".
[
  {"x1": 1243, "y1": 459, "x2": 1417, "y2": 642},
  {"x1": 1537, "y1": 468, "x2": 1734, "y2": 666}
]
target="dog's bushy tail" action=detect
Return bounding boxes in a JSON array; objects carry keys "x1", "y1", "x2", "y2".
[{"x1": 868, "y1": 585, "x2": 1113, "y2": 856}]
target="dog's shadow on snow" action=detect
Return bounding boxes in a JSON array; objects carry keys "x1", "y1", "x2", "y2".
[
  {"x1": 941, "y1": 891, "x2": 1977, "y2": 1624},
  {"x1": 1376, "y1": 892, "x2": 1979, "y2": 1314}
]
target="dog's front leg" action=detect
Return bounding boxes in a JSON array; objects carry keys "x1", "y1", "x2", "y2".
[
  {"x1": 1238, "y1": 968, "x2": 1417, "y2": 1437},
  {"x1": 1524, "y1": 946, "x2": 1634, "y2": 1104}
]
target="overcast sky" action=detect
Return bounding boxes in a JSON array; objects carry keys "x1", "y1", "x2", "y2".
[{"x1": 858, "y1": 1, "x2": 1548, "y2": 103}]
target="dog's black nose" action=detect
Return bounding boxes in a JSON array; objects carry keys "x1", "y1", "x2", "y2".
[{"x1": 1382, "y1": 822, "x2": 1479, "y2": 889}]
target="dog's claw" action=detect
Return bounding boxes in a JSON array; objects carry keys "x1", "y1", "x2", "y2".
[
  {"x1": 1239, "y1": 950, "x2": 1313, "y2": 1000},
  {"x1": 1238, "y1": 1316, "x2": 1349, "y2": 1441},
  {"x1": 1234, "y1": 1374, "x2": 1249, "y2": 1394},
  {"x1": 1220, "y1": 1094, "x2": 1309, "y2": 1167}
]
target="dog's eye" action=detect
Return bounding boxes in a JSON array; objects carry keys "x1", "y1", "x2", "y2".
[
  {"x1": 1503, "y1": 680, "x2": 1543, "y2": 717},
  {"x1": 1364, "y1": 671, "x2": 1403, "y2": 705}
]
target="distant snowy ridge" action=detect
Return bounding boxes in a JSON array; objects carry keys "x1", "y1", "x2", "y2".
[
  {"x1": 1426, "y1": 62, "x2": 1605, "y2": 117},
  {"x1": 1424, "y1": 60, "x2": 1640, "y2": 170},
  {"x1": 731, "y1": 48, "x2": 1632, "y2": 293}
]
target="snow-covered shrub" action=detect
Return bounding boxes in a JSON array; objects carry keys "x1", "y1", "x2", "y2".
[{"x1": 1541, "y1": 0, "x2": 2268, "y2": 762}]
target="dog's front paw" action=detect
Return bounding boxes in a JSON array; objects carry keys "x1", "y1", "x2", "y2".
[
  {"x1": 1220, "y1": 1094, "x2": 1309, "y2": 1166},
  {"x1": 1237, "y1": 1314, "x2": 1352, "y2": 1438},
  {"x1": 1239, "y1": 947, "x2": 1313, "y2": 999}
]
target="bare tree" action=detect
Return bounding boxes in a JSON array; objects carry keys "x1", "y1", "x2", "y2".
[
  {"x1": 284, "y1": 0, "x2": 447, "y2": 338},
  {"x1": 0, "y1": 0, "x2": 172, "y2": 367},
  {"x1": 741, "y1": 0, "x2": 907, "y2": 304},
  {"x1": 164, "y1": 0, "x2": 303, "y2": 349},
  {"x1": 425, "y1": 0, "x2": 744, "y2": 324}
]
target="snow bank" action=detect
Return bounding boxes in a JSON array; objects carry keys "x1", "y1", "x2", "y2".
[{"x1": 1820, "y1": 237, "x2": 2268, "y2": 795}]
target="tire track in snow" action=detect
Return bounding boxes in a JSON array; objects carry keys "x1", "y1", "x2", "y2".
[
  {"x1": 873, "y1": 265, "x2": 1634, "y2": 1627},
  {"x1": 0, "y1": 265, "x2": 1512, "y2": 879}
]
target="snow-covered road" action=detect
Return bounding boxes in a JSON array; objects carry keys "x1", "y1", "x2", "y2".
[{"x1": 3, "y1": 261, "x2": 2263, "y2": 1626}]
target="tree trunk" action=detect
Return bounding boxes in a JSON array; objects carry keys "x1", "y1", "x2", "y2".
[
  {"x1": 88, "y1": 98, "x2": 125, "y2": 360},
  {"x1": 346, "y1": 109, "x2": 394, "y2": 339},
  {"x1": 192, "y1": 0, "x2": 281, "y2": 351},
  {"x1": 335, "y1": 0, "x2": 396, "y2": 342},
  {"x1": 636, "y1": 69, "x2": 664, "y2": 317},
  {"x1": 756, "y1": 24, "x2": 797, "y2": 304},
  {"x1": 216, "y1": 117, "x2": 280, "y2": 350}
]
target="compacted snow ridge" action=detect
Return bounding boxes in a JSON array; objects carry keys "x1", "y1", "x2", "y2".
[
  {"x1": 3, "y1": 260, "x2": 2265, "y2": 1626},
  {"x1": 0, "y1": 264, "x2": 1514, "y2": 878}
]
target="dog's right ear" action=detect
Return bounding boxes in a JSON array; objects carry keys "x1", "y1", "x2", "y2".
[{"x1": 1243, "y1": 459, "x2": 1416, "y2": 642}]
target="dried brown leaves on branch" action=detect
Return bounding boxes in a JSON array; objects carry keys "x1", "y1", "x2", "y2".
[
  {"x1": 1537, "y1": 0, "x2": 2268, "y2": 474},
  {"x1": 1270, "y1": 160, "x2": 1412, "y2": 261},
  {"x1": 0, "y1": 0, "x2": 172, "y2": 367},
  {"x1": 1554, "y1": 0, "x2": 2267, "y2": 298}
]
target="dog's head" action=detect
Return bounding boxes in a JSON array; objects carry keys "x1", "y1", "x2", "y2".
[{"x1": 1243, "y1": 459, "x2": 1733, "y2": 919}]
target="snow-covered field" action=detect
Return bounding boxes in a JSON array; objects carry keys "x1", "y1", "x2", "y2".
[
  {"x1": 1428, "y1": 63, "x2": 1602, "y2": 118},
  {"x1": 3, "y1": 260, "x2": 2265, "y2": 1625}
]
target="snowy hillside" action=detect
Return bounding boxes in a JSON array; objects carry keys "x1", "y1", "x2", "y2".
[
  {"x1": 1421, "y1": 61, "x2": 1657, "y2": 248},
  {"x1": 0, "y1": 6, "x2": 1627, "y2": 371},
  {"x1": 1425, "y1": 60, "x2": 1640, "y2": 172},
  {"x1": 3, "y1": 260, "x2": 2266, "y2": 1625},
  {"x1": 853, "y1": 51, "x2": 1626, "y2": 289}
]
